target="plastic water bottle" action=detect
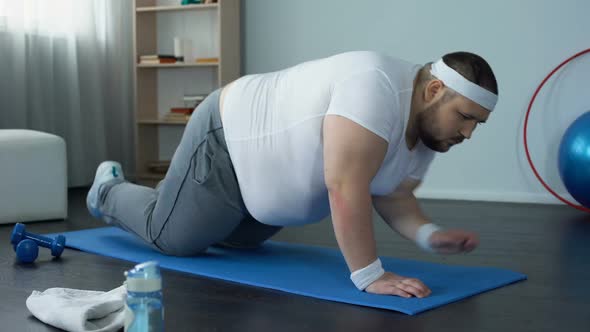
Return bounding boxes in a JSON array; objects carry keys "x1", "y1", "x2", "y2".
[{"x1": 124, "y1": 261, "x2": 164, "y2": 332}]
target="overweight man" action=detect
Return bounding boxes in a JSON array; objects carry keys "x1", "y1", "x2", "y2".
[{"x1": 87, "y1": 50, "x2": 498, "y2": 298}]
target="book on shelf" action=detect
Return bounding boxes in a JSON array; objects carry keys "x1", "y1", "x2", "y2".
[
  {"x1": 182, "y1": 0, "x2": 218, "y2": 4},
  {"x1": 139, "y1": 58, "x2": 177, "y2": 65},
  {"x1": 138, "y1": 54, "x2": 179, "y2": 64},
  {"x1": 182, "y1": 95, "x2": 207, "y2": 109},
  {"x1": 170, "y1": 107, "x2": 194, "y2": 115},
  {"x1": 183, "y1": 94, "x2": 206, "y2": 108},
  {"x1": 139, "y1": 54, "x2": 176, "y2": 60},
  {"x1": 195, "y1": 57, "x2": 219, "y2": 64},
  {"x1": 183, "y1": 94, "x2": 207, "y2": 102},
  {"x1": 162, "y1": 107, "x2": 195, "y2": 122},
  {"x1": 162, "y1": 113, "x2": 191, "y2": 122}
]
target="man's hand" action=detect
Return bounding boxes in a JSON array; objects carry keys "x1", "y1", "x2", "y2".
[
  {"x1": 365, "y1": 272, "x2": 431, "y2": 298},
  {"x1": 429, "y1": 229, "x2": 479, "y2": 254}
]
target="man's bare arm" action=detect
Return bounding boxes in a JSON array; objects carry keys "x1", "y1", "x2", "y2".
[
  {"x1": 323, "y1": 114, "x2": 387, "y2": 272},
  {"x1": 373, "y1": 178, "x2": 429, "y2": 242},
  {"x1": 323, "y1": 115, "x2": 431, "y2": 297},
  {"x1": 373, "y1": 178, "x2": 480, "y2": 254}
]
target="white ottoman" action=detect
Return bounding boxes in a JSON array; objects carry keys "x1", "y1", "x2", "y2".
[{"x1": 0, "y1": 130, "x2": 68, "y2": 224}]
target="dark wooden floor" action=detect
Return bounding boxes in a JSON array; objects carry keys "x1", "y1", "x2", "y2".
[{"x1": 1, "y1": 188, "x2": 589, "y2": 332}]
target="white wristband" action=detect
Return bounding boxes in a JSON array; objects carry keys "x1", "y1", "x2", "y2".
[
  {"x1": 350, "y1": 258, "x2": 385, "y2": 291},
  {"x1": 416, "y1": 223, "x2": 442, "y2": 252}
]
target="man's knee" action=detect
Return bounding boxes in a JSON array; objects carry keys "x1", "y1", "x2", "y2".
[{"x1": 218, "y1": 216, "x2": 283, "y2": 248}]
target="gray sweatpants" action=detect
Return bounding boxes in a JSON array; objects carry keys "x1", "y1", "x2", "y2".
[{"x1": 98, "y1": 89, "x2": 282, "y2": 256}]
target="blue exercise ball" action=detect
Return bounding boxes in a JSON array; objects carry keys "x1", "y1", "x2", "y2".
[{"x1": 558, "y1": 111, "x2": 590, "y2": 208}]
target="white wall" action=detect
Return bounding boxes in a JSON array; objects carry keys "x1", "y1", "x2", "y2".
[{"x1": 242, "y1": 0, "x2": 590, "y2": 205}]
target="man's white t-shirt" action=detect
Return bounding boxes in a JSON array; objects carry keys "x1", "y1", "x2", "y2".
[{"x1": 221, "y1": 51, "x2": 436, "y2": 226}]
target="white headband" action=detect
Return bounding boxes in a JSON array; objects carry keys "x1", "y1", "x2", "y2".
[{"x1": 430, "y1": 59, "x2": 498, "y2": 111}]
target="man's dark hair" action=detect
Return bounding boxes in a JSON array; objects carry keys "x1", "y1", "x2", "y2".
[
  {"x1": 416, "y1": 51, "x2": 498, "y2": 96},
  {"x1": 442, "y1": 51, "x2": 498, "y2": 95}
]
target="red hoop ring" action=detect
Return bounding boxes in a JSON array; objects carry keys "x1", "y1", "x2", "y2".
[{"x1": 524, "y1": 48, "x2": 590, "y2": 213}]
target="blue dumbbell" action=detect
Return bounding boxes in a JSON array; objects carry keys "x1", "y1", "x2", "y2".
[
  {"x1": 10, "y1": 223, "x2": 66, "y2": 258},
  {"x1": 15, "y1": 239, "x2": 39, "y2": 263}
]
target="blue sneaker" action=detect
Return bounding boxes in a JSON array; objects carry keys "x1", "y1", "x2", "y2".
[{"x1": 86, "y1": 161, "x2": 124, "y2": 219}]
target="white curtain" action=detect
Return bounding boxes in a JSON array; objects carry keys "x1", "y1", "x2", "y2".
[{"x1": 0, "y1": 0, "x2": 134, "y2": 187}]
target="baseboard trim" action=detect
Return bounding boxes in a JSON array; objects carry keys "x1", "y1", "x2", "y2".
[{"x1": 414, "y1": 189, "x2": 571, "y2": 205}]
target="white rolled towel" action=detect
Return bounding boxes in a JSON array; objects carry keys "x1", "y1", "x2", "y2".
[{"x1": 26, "y1": 285, "x2": 126, "y2": 332}]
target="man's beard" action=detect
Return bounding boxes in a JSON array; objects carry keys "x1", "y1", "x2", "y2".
[{"x1": 416, "y1": 102, "x2": 448, "y2": 152}]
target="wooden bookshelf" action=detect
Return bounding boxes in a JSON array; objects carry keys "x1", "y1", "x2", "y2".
[
  {"x1": 136, "y1": 3, "x2": 219, "y2": 13},
  {"x1": 136, "y1": 62, "x2": 219, "y2": 68},
  {"x1": 132, "y1": 0, "x2": 240, "y2": 185}
]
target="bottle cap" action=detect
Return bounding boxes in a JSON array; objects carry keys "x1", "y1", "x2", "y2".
[{"x1": 125, "y1": 261, "x2": 162, "y2": 292}]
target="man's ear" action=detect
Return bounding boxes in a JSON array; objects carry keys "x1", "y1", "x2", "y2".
[{"x1": 423, "y1": 79, "x2": 444, "y2": 103}]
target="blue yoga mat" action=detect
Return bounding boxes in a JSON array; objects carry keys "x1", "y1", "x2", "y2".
[{"x1": 49, "y1": 227, "x2": 526, "y2": 315}]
